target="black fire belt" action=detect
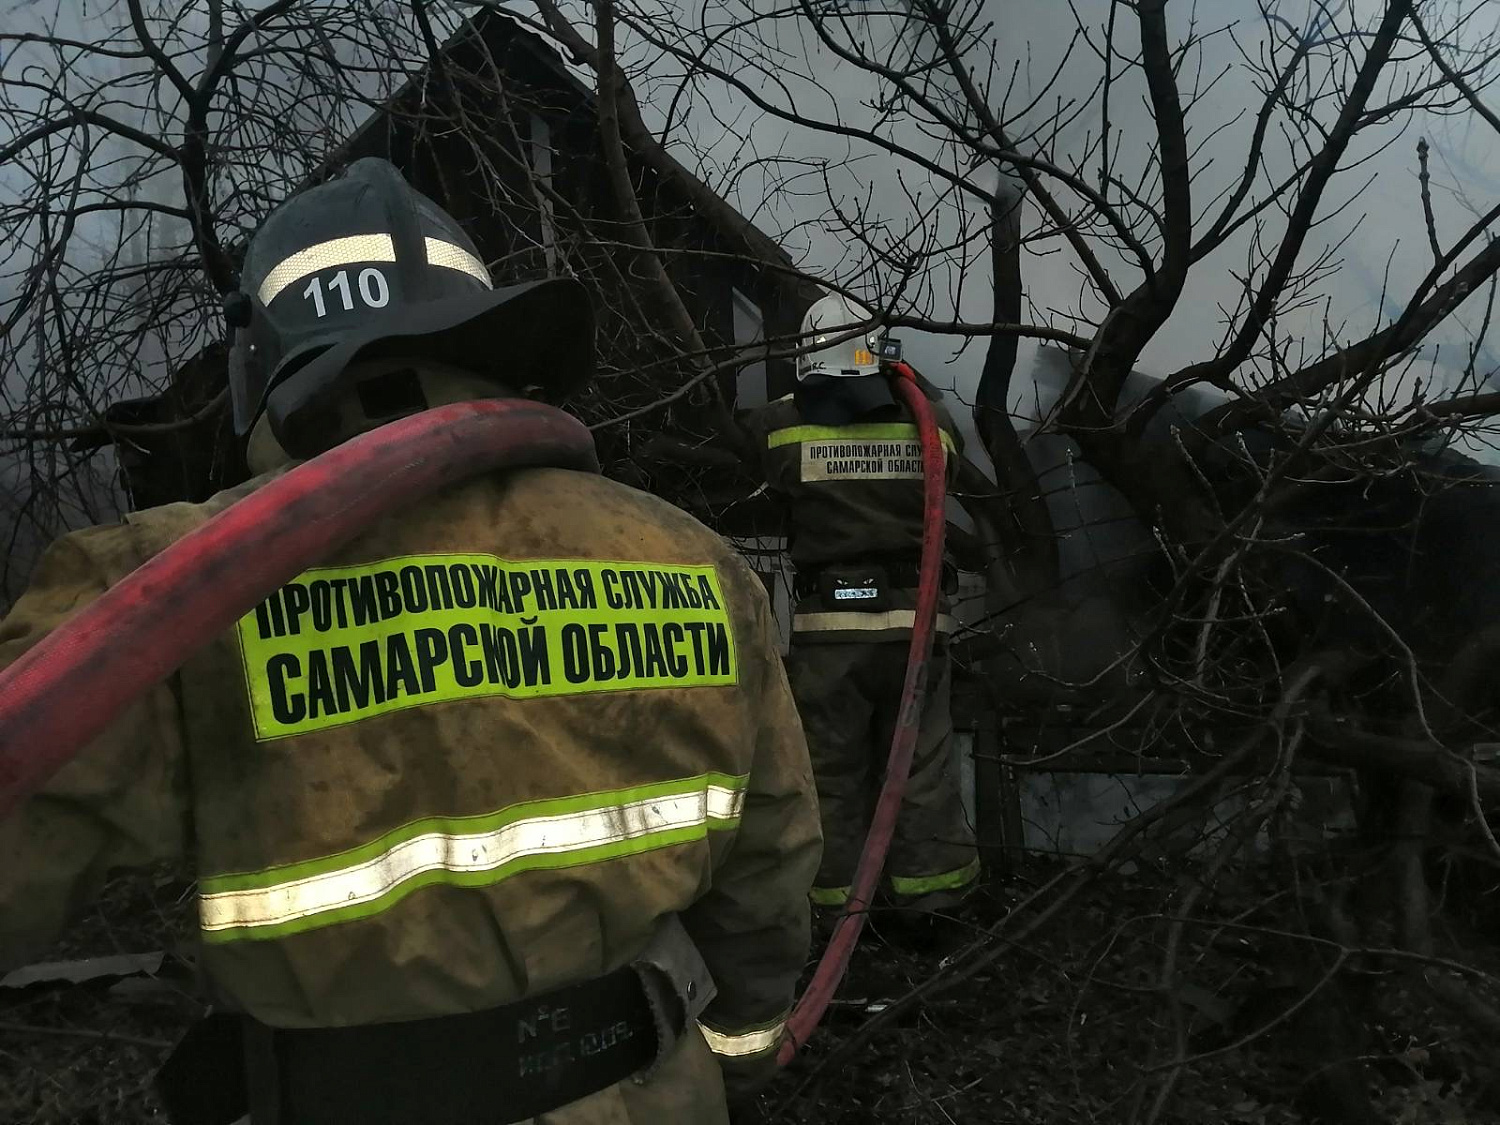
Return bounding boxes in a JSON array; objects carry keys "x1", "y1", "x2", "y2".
[
  {"x1": 795, "y1": 557, "x2": 953, "y2": 601},
  {"x1": 157, "y1": 965, "x2": 658, "y2": 1125}
]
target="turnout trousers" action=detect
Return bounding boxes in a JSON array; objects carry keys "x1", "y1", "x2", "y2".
[{"x1": 784, "y1": 641, "x2": 978, "y2": 907}]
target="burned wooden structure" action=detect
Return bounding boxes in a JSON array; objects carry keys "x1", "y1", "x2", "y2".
[{"x1": 79, "y1": 12, "x2": 813, "y2": 525}]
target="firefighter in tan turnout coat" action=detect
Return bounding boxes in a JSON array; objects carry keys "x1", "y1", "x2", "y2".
[
  {"x1": 746, "y1": 295, "x2": 977, "y2": 913},
  {"x1": 0, "y1": 159, "x2": 820, "y2": 1124}
]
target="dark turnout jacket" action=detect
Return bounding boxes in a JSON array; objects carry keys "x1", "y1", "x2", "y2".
[{"x1": 745, "y1": 390, "x2": 963, "y2": 645}]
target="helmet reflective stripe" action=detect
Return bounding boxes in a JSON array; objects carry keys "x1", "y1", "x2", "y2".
[
  {"x1": 257, "y1": 234, "x2": 396, "y2": 304},
  {"x1": 422, "y1": 238, "x2": 492, "y2": 288},
  {"x1": 257, "y1": 234, "x2": 492, "y2": 305}
]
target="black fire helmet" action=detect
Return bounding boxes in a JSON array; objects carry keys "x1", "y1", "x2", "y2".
[{"x1": 225, "y1": 158, "x2": 593, "y2": 454}]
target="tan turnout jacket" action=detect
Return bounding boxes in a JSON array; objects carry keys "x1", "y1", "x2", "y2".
[{"x1": 0, "y1": 457, "x2": 821, "y2": 1123}]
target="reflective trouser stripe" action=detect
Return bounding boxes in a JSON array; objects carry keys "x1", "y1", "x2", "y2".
[
  {"x1": 888, "y1": 857, "x2": 981, "y2": 898},
  {"x1": 791, "y1": 610, "x2": 957, "y2": 634},
  {"x1": 198, "y1": 773, "x2": 747, "y2": 943},
  {"x1": 809, "y1": 885, "x2": 851, "y2": 907},
  {"x1": 813, "y1": 859, "x2": 978, "y2": 907},
  {"x1": 698, "y1": 1017, "x2": 785, "y2": 1058}
]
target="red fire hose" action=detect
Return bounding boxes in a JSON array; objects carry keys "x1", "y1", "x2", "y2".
[
  {"x1": 0, "y1": 399, "x2": 598, "y2": 819},
  {"x1": 777, "y1": 360, "x2": 949, "y2": 1064}
]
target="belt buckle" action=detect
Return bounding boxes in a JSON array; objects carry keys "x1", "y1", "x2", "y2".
[{"x1": 819, "y1": 565, "x2": 890, "y2": 612}]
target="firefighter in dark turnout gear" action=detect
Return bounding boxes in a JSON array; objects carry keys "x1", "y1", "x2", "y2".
[
  {"x1": 746, "y1": 294, "x2": 977, "y2": 911},
  {"x1": 0, "y1": 159, "x2": 820, "y2": 1124}
]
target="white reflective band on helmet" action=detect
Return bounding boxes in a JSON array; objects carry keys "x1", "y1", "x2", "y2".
[
  {"x1": 423, "y1": 237, "x2": 492, "y2": 287},
  {"x1": 698, "y1": 1020, "x2": 784, "y2": 1057},
  {"x1": 792, "y1": 610, "x2": 957, "y2": 634},
  {"x1": 200, "y1": 781, "x2": 745, "y2": 937},
  {"x1": 258, "y1": 234, "x2": 396, "y2": 304},
  {"x1": 257, "y1": 235, "x2": 493, "y2": 304}
]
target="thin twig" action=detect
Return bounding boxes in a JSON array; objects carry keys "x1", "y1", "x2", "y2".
[
  {"x1": 1418, "y1": 137, "x2": 1442, "y2": 266},
  {"x1": 0, "y1": 1022, "x2": 171, "y2": 1052}
]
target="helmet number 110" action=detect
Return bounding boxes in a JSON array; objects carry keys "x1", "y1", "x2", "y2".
[{"x1": 302, "y1": 268, "x2": 391, "y2": 318}]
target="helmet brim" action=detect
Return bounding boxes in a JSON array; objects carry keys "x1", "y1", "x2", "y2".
[{"x1": 250, "y1": 277, "x2": 594, "y2": 436}]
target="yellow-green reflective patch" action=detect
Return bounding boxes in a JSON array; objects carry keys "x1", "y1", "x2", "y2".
[
  {"x1": 888, "y1": 857, "x2": 980, "y2": 898},
  {"x1": 236, "y1": 553, "x2": 738, "y2": 740},
  {"x1": 808, "y1": 885, "x2": 851, "y2": 906}
]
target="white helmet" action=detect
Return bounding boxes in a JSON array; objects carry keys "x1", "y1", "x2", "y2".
[
  {"x1": 794, "y1": 293, "x2": 896, "y2": 424},
  {"x1": 798, "y1": 294, "x2": 882, "y2": 381}
]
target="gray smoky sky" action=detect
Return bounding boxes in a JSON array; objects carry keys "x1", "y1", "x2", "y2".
[
  {"x1": 5, "y1": 0, "x2": 1500, "y2": 471},
  {"x1": 608, "y1": 0, "x2": 1500, "y2": 443}
]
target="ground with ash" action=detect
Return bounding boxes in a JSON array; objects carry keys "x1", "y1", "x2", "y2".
[{"x1": 2, "y1": 862, "x2": 1497, "y2": 1124}]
